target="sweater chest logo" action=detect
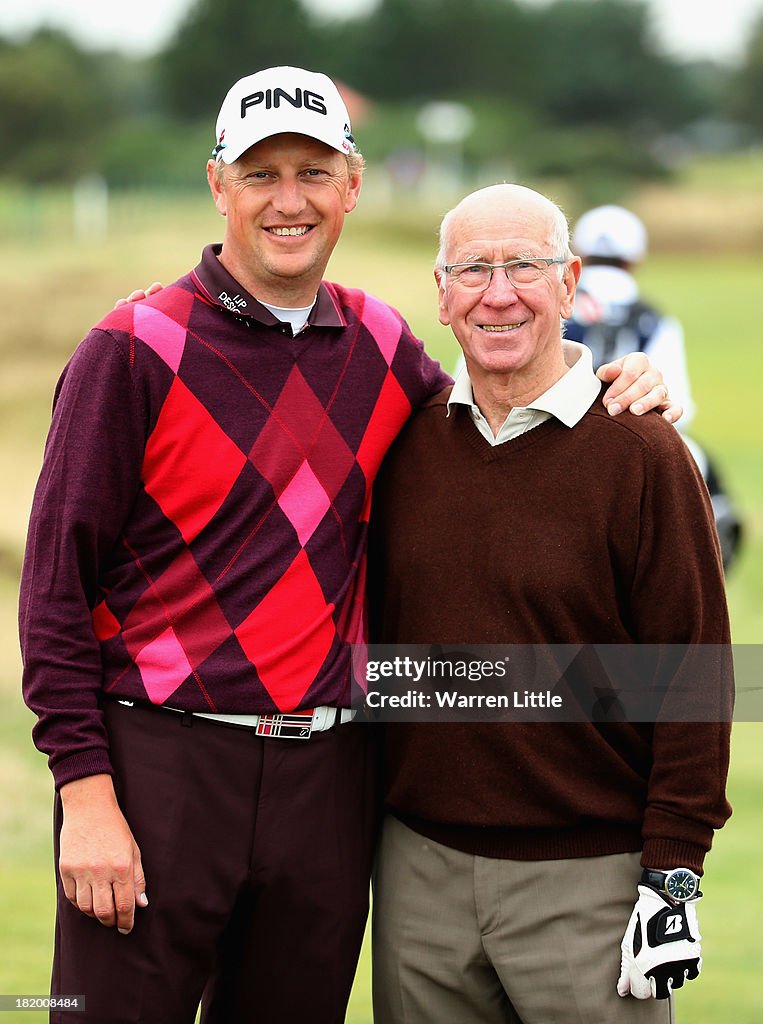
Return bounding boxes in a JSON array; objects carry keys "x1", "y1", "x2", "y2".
[{"x1": 219, "y1": 290, "x2": 247, "y2": 313}]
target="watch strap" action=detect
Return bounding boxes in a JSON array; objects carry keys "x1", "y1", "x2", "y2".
[{"x1": 642, "y1": 868, "x2": 669, "y2": 890}]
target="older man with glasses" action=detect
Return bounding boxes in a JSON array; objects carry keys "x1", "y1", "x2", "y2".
[{"x1": 369, "y1": 182, "x2": 732, "y2": 1024}]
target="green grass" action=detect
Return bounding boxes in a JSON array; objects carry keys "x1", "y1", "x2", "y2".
[
  {"x1": 678, "y1": 149, "x2": 763, "y2": 192},
  {"x1": 0, "y1": 180, "x2": 761, "y2": 1021},
  {"x1": 636, "y1": 256, "x2": 763, "y2": 643}
]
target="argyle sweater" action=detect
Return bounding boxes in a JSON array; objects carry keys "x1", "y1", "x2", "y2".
[
  {"x1": 20, "y1": 244, "x2": 450, "y2": 788},
  {"x1": 368, "y1": 390, "x2": 733, "y2": 871}
]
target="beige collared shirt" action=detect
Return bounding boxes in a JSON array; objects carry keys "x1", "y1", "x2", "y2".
[{"x1": 447, "y1": 340, "x2": 602, "y2": 446}]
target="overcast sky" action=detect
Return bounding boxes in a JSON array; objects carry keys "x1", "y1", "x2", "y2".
[{"x1": 0, "y1": 0, "x2": 761, "y2": 65}]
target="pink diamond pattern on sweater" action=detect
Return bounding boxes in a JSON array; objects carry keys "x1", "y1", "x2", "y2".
[
  {"x1": 361, "y1": 294, "x2": 403, "y2": 366},
  {"x1": 134, "y1": 304, "x2": 188, "y2": 373},
  {"x1": 277, "y1": 460, "x2": 332, "y2": 546},
  {"x1": 136, "y1": 626, "x2": 193, "y2": 704}
]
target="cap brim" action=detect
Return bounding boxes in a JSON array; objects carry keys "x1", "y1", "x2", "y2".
[{"x1": 218, "y1": 102, "x2": 350, "y2": 163}]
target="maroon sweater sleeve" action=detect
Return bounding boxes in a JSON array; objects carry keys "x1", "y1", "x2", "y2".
[
  {"x1": 381, "y1": 305, "x2": 452, "y2": 404},
  {"x1": 408, "y1": 329, "x2": 452, "y2": 402},
  {"x1": 624, "y1": 419, "x2": 733, "y2": 869},
  {"x1": 19, "y1": 329, "x2": 147, "y2": 788}
]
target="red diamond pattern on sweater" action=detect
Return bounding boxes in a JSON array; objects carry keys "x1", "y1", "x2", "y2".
[
  {"x1": 234, "y1": 548, "x2": 336, "y2": 709},
  {"x1": 355, "y1": 369, "x2": 412, "y2": 488},
  {"x1": 122, "y1": 548, "x2": 233, "y2": 673},
  {"x1": 143, "y1": 376, "x2": 247, "y2": 544},
  {"x1": 249, "y1": 365, "x2": 355, "y2": 542},
  {"x1": 92, "y1": 600, "x2": 121, "y2": 641}
]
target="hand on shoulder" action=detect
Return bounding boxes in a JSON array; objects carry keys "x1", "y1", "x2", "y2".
[{"x1": 113, "y1": 282, "x2": 164, "y2": 309}]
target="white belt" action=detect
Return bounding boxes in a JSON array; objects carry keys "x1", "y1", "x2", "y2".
[
  {"x1": 170, "y1": 704, "x2": 355, "y2": 738},
  {"x1": 116, "y1": 700, "x2": 356, "y2": 738}
]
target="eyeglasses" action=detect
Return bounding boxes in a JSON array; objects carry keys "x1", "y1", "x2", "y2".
[{"x1": 442, "y1": 257, "x2": 567, "y2": 291}]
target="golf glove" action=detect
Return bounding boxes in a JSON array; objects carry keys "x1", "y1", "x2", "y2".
[{"x1": 617, "y1": 884, "x2": 702, "y2": 1000}]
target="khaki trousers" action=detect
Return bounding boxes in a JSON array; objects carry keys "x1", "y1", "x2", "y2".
[{"x1": 373, "y1": 816, "x2": 675, "y2": 1024}]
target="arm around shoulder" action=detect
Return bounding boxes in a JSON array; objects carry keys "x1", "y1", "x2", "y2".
[{"x1": 629, "y1": 421, "x2": 733, "y2": 870}]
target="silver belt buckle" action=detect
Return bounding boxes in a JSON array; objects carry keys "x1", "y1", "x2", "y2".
[{"x1": 254, "y1": 710, "x2": 314, "y2": 739}]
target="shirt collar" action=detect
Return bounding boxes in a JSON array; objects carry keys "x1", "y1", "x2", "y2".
[
  {"x1": 447, "y1": 340, "x2": 601, "y2": 428},
  {"x1": 191, "y1": 243, "x2": 346, "y2": 329},
  {"x1": 448, "y1": 364, "x2": 479, "y2": 413},
  {"x1": 529, "y1": 341, "x2": 601, "y2": 426}
]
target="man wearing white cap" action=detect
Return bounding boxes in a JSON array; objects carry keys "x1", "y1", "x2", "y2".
[
  {"x1": 568, "y1": 205, "x2": 744, "y2": 568},
  {"x1": 20, "y1": 67, "x2": 676, "y2": 1024},
  {"x1": 566, "y1": 204, "x2": 694, "y2": 425}
]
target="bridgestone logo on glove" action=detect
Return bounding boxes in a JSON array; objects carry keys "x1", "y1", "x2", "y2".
[
  {"x1": 618, "y1": 885, "x2": 702, "y2": 1000},
  {"x1": 648, "y1": 905, "x2": 694, "y2": 945}
]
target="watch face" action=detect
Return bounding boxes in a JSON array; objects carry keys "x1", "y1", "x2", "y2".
[{"x1": 665, "y1": 869, "x2": 698, "y2": 902}]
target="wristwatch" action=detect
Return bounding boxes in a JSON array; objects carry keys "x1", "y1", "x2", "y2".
[{"x1": 641, "y1": 867, "x2": 702, "y2": 903}]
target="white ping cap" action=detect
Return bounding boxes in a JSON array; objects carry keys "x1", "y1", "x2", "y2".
[
  {"x1": 572, "y1": 205, "x2": 647, "y2": 263},
  {"x1": 213, "y1": 66, "x2": 356, "y2": 164}
]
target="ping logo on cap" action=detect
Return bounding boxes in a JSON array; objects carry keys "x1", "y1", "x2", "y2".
[{"x1": 241, "y1": 88, "x2": 328, "y2": 119}]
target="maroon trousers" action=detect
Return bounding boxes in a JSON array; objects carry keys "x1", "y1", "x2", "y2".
[{"x1": 51, "y1": 701, "x2": 380, "y2": 1024}]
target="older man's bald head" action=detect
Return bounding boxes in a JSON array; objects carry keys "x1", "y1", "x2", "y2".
[{"x1": 436, "y1": 184, "x2": 572, "y2": 273}]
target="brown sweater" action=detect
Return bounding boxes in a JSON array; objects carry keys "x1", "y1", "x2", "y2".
[{"x1": 368, "y1": 389, "x2": 733, "y2": 872}]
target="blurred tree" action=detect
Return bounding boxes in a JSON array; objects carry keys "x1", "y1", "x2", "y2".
[
  {"x1": 160, "y1": 0, "x2": 319, "y2": 121},
  {"x1": 519, "y1": 123, "x2": 671, "y2": 203},
  {"x1": 322, "y1": 0, "x2": 536, "y2": 101},
  {"x1": 528, "y1": 0, "x2": 705, "y2": 131},
  {"x1": 729, "y1": 11, "x2": 763, "y2": 137},
  {"x1": 0, "y1": 29, "x2": 116, "y2": 182},
  {"x1": 101, "y1": 118, "x2": 211, "y2": 187},
  {"x1": 0, "y1": 0, "x2": 730, "y2": 189}
]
